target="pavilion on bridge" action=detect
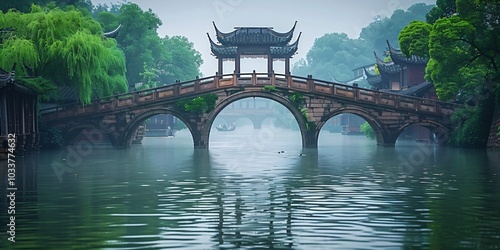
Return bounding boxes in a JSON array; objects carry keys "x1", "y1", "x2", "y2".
[{"x1": 208, "y1": 22, "x2": 301, "y2": 75}]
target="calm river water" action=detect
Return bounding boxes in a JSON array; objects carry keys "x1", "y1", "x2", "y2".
[{"x1": 1, "y1": 125, "x2": 500, "y2": 249}]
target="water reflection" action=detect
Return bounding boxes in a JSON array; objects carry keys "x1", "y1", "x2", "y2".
[{"x1": 0, "y1": 129, "x2": 499, "y2": 249}]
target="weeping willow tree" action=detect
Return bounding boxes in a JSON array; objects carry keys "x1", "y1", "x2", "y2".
[{"x1": 0, "y1": 4, "x2": 127, "y2": 103}]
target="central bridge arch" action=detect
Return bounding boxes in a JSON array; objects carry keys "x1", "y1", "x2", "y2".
[{"x1": 201, "y1": 91, "x2": 310, "y2": 148}]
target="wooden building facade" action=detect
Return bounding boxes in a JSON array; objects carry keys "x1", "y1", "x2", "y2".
[{"x1": 0, "y1": 66, "x2": 39, "y2": 159}]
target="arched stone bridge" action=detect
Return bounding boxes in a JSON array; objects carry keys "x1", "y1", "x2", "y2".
[{"x1": 40, "y1": 72, "x2": 458, "y2": 148}]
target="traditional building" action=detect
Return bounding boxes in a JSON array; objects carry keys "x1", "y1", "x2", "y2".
[
  {"x1": 365, "y1": 40, "x2": 436, "y2": 99},
  {"x1": 364, "y1": 41, "x2": 438, "y2": 142},
  {"x1": 0, "y1": 65, "x2": 38, "y2": 159},
  {"x1": 208, "y1": 22, "x2": 301, "y2": 75}
]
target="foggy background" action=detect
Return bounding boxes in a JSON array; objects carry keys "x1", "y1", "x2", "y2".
[{"x1": 91, "y1": 0, "x2": 435, "y2": 76}]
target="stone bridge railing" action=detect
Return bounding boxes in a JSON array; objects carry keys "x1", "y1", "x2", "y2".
[{"x1": 40, "y1": 72, "x2": 457, "y2": 122}]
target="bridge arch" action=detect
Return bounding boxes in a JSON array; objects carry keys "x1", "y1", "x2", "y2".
[
  {"x1": 63, "y1": 122, "x2": 104, "y2": 146},
  {"x1": 395, "y1": 120, "x2": 451, "y2": 145},
  {"x1": 318, "y1": 107, "x2": 390, "y2": 146},
  {"x1": 201, "y1": 91, "x2": 309, "y2": 148},
  {"x1": 119, "y1": 108, "x2": 194, "y2": 148}
]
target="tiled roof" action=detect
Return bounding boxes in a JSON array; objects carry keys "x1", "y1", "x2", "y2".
[
  {"x1": 386, "y1": 40, "x2": 428, "y2": 65},
  {"x1": 0, "y1": 65, "x2": 36, "y2": 95},
  {"x1": 364, "y1": 67, "x2": 383, "y2": 85},
  {"x1": 398, "y1": 81, "x2": 433, "y2": 96},
  {"x1": 208, "y1": 32, "x2": 300, "y2": 59},
  {"x1": 374, "y1": 52, "x2": 401, "y2": 74},
  {"x1": 213, "y1": 21, "x2": 296, "y2": 46}
]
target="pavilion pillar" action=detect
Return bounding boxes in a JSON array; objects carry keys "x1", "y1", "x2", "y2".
[
  {"x1": 235, "y1": 53, "x2": 241, "y2": 75},
  {"x1": 267, "y1": 54, "x2": 273, "y2": 76},
  {"x1": 0, "y1": 91, "x2": 7, "y2": 136},
  {"x1": 218, "y1": 58, "x2": 223, "y2": 76},
  {"x1": 285, "y1": 57, "x2": 290, "y2": 75}
]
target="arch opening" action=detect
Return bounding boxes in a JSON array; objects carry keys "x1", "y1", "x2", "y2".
[
  {"x1": 318, "y1": 113, "x2": 377, "y2": 148},
  {"x1": 121, "y1": 109, "x2": 193, "y2": 148},
  {"x1": 395, "y1": 122, "x2": 450, "y2": 146},
  {"x1": 317, "y1": 108, "x2": 387, "y2": 147},
  {"x1": 63, "y1": 123, "x2": 111, "y2": 147},
  {"x1": 207, "y1": 96, "x2": 303, "y2": 150}
]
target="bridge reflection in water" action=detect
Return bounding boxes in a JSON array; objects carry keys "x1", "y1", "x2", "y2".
[
  {"x1": 1, "y1": 131, "x2": 499, "y2": 249},
  {"x1": 41, "y1": 72, "x2": 458, "y2": 149}
]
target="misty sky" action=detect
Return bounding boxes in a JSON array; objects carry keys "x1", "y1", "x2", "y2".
[{"x1": 92, "y1": 0, "x2": 435, "y2": 76}]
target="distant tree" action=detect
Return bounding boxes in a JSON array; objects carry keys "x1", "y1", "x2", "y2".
[
  {"x1": 293, "y1": 3, "x2": 433, "y2": 84},
  {"x1": 360, "y1": 4, "x2": 433, "y2": 55},
  {"x1": 0, "y1": 5, "x2": 127, "y2": 103},
  {"x1": 292, "y1": 33, "x2": 372, "y2": 81},
  {"x1": 95, "y1": 3, "x2": 202, "y2": 88},
  {"x1": 426, "y1": 0, "x2": 457, "y2": 24},
  {"x1": 159, "y1": 35, "x2": 203, "y2": 83},
  {"x1": 1, "y1": 0, "x2": 93, "y2": 13}
]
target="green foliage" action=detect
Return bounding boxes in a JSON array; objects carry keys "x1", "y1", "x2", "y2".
[
  {"x1": 263, "y1": 85, "x2": 276, "y2": 92},
  {"x1": 306, "y1": 121, "x2": 316, "y2": 131},
  {"x1": 160, "y1": 35, "x2": 203, "y2": 83},
  {"x1": 293, "y1": 3, "x2": 432, "y2": 83},
  {"x1": 1, "y1": 0, "x2": 93, "y2": 13},
  {"x1": 426, "y1": 0, "x2": 457, "y2": 23},
  {"x1": 16, "y1": 77, "x2": 57, "y2": 100},
  {"x1": 0, "y1": 5, "x2": 127, "y2": 103},
  {"x1": 497, "y1": 126, "x2": 500, "y2": 137},
  {"x1": 449, "y1": 98, "x2": 495, "y2": 148},
  {"x1": 95, "y1": 3, "x2": 202, "y2": 87},
  {"x1": 289, "y1": 92, "x2": 305, "y2": 107},
  {"x1": 137, "y1": 62, "x2": 159, "y2": 90},
  {"x1": 39, "y1": 122, "x2": 63, "y2": 149},
  {"x1": 360, "y1": 121, "x2": 375, "y2": 139},
  {"x1": 399, "y1": 0, "x2": 500, "y2": 102},
  {"x1": 398, "y1": 21, "x2": 432, "y2": 57},
  {"x1": 176, "y1": 94, "x2": 218, "y2": 113}
]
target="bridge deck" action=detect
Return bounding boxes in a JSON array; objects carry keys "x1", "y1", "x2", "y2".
[{"x1": 41, "y1": 72, "x2": 457, "y2": 122}]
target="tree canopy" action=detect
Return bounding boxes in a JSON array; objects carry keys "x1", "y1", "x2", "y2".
[
  {"x1": 292, "y1": 3, "x2": 433, "y2": 83},
  {"x1": 0, "y1": 4, "x2": 127, "y2": 103},
  {"x1": 95, "y1": 3, "x2": 202, "y2": 88},
  {"x1": 399, "y1": 0, "x2": 499, "y2": 102},
  {"x1": 399, "y1": 0, "x2": 500, "y2": 147}
]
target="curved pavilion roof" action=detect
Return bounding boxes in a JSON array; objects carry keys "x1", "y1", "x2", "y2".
[
  {"x1": 208, "y1": 22, "x2": 301, "y2": 60},
  {"x1": 374, "y1": 51, "x2": 401, "y2": 75},
  {"x1": 363, "y1": 67, "x2": 382, "y2": 86},
  {"x1": 104, "y1": 24, "x2": 122, "y2": 38},
  {"x1": 208, "y1": 33, "x2": 301, "y2": 59},
  {"x1": 386, "y1": 40, "x2": 428, "y2": 65},
  {"x1": 213, "y1": 21, "x2": 297, "y2": 46},
  {"x1": 0, "y1": 65, "x2": 35, "y2": 95}
]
